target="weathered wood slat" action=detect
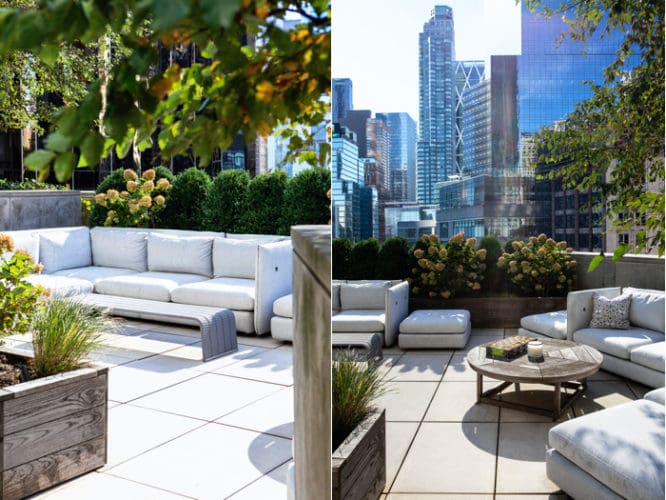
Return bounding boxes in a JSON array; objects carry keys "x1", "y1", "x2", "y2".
[
  {"x1": 4, "y1": 404, "x2": 106, "y2": 469},
  {"x1": 332, "y1": 409, "x2": 385, "y2": 500},
  {"x1": 3, "y1": 373, "x2": 107, "y2": 435},
  {"x1": 3, "y1": 435, "x2": 106, "y2": 500}
]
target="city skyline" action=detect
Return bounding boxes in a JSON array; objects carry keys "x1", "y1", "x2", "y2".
[{"x1": 331, "y1": 0, "x2": 521, "y2": 121}]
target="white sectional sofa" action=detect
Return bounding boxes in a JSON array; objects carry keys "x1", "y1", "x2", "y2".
[
  {"x1": 5, "y1": 226, "x2": 292, "y2": 336},
  {"x1": 331, "y1": 280, "x2": 409, "y2": 347},
  {"x1": 567, "y1": 287, "x2": 665, "y2": 388}
]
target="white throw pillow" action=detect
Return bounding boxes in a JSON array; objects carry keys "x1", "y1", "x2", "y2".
[
  {"x1": 213, "y1": 238, "x2": 260, "y2": 279},
  {"x1": 39, "y1": 227, "x2": 92, "y2": 274},
  {"x1": 91, "y1": 227, "x2": 148, "y2": 272},
  {"x1": 590, "y1": 293, "x2": 632, "y2": 329},
  {"x1": 147, "y1": 233, "x2": 213, "y2": 277}
]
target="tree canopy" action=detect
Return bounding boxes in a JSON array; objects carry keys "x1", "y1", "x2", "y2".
[
  {"x1": 0, "y1": 0, "x2": 330, "y2": 181},
  {"x1": 525, "y1": 0, "x2": 664, "y2": 263}
]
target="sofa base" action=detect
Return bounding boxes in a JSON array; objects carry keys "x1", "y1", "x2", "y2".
[
  {"x1": 546, "y1": 449, "x2": 623, "y2": 500},
  {"x1": 600, "y1": 352, "x2": 664, "y2": 388},
  {"x1": 73, "y1": 294, "x2": 238, "y2": 361},
  {"x1": 271, "y1": 316, "x2": 293, "y2": 342}
]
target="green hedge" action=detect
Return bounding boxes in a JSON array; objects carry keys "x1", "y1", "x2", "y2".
[
  {"x1": 202, "y1": 169, "x2": 250, "y2": 233},
  {"x1": 160, "y1": 167, "x2": 211, "y2": 230},
  {"x1": 238, "y1": 171, "x2": 287, "y2": 234}
]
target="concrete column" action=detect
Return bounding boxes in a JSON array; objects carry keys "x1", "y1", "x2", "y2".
[{"x1": 291, "y1": 225, "x2": 331, "y2": 500}]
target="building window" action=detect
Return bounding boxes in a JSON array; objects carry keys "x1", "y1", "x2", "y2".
[{"x1": 617, "y1": 233, "x2": 629, "y2": 245}]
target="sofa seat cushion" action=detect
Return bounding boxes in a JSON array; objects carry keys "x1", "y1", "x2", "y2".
[
  {"x1": 96, "y1": 272, "x2": 207, "y2": 302},
  {"x1": 25, "y1": 274, "x2": 93, "y2": 297},
  {"x1": 630, "y1": 342, "x2": 665, "y2": 373},
  {"x1": 273, "y1": 294, "x2": 293, "y2": 318},
  {"x1": 332, "y1": 310, "x2": 385, "y2": 332},
  {"x1": 171, "y1": 278, "x2": 255, "y2": 311},
  {"x1": 520, "y1": 310, "x2": 567, "y2": 340},
  {"x1": 573, "y1": 327, "x2": 663, "y2": 359},
  {"x1": 51, "y1": 266, "x2": 138, "y2": 285},
  {"x1": 644, "y1": 388, "x2": 665, "y2": 405},
  {"x1": 548, "y1": 398, "x2": 665, "y2": 500},
  {"x1": 39, "y1": 227, "x2": 91, "y2": 273},
  {"x1": 400, "y1": 309, "x2": 470, "y2": 334}
]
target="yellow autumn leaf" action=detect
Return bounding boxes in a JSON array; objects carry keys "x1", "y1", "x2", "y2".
[
  {"x1": 257, "y1": 121, "x2": 272, "y2": 138},
  {"x1": 256, "y1": 2, "x2": 269, "y2": 19},
  {"x1": 255, "y1": 80, "x2": 275, "y2": 103},
  {"x1": 307, "y1": 79, "x2": 318, "y2": 94},
  {"x1": 290, "y1": 29, "x2": 309, "y2": 42}
]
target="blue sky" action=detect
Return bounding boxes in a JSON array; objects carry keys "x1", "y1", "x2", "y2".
[{"x1": 332, "y1": 0, "x2": 522, "y2": 121}]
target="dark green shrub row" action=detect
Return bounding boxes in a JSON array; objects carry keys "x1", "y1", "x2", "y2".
[
  {"x1": 333, "y1": 236, "x2": 411, "y2": 280},
  {"x1": 91, "y1": 166, "x2": 330, "y2": 235}
]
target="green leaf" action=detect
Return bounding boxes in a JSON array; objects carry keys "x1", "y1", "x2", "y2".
[
  {"x1": 24, "y1": 150, "x2": 55, "y2": 171},
  {"x1": 79, "y1": 131, "x2": 105, "y2": 167},
  {"x1": 39, "y1": 44, "x2": 59, "y2": 66},
  {"x1": 587, "y1": 254, "x2": 605, "y2": 273},
  {"x1": 199, "y1": 0, "x2": 241, "y2": 28},
  {"x1": 612, "y1": 244, "x2": 630, "y2": 262},
  {"x1": 45, "y1": 131, "x2": 72, "y2": 153},
  {"x1": 149, "y1": 0, "x2": 190, "y2": 31},
  {"x1": 54, "y1": 152, "x2": 76, "y2": 183}
]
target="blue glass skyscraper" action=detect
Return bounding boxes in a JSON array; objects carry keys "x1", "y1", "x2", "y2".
[{"x1": 417, "y1": 5, "x2": 456, "y2": 204}]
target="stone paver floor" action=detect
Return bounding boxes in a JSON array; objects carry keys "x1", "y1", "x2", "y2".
[
  {"x1": 377, "y1": 328, "x2": 651, "y2": 500},
  {"x1": 5, "y1": 319, "x2": 293, "y2": 500}
]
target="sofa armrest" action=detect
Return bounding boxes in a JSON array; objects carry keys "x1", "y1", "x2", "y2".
[
  {"x1": 255, "y1": 240, "x2": 293, "y2": 335},
  {"x1": 385, "y1": 281, "x2": 409, "y2": 347},
  {"x1": 566, "y1": 287, "x2": 621, "y2": 340}
]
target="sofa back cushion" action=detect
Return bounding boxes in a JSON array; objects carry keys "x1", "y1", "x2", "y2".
[
  {"x1": 339, "y1": 282, "x2": 390, "y2": 310},
  {"x1": 624, "y1": 287, "x2": 665, "y2": 334},
  {"x1": 1, "y1": 230, "x2": 39, "y2": 263},
  {"x1": 332, "y1": 282, "x2": 341, "y2": 311},
  {"x1": 147, "y1": 233, "x2": 213, "y2": 277},
  {"x1": 213, "y1": 238, "x2": 261, "y2": 279},
  {"x1": 91, "y1": 227, "x2": 148, "y2": 272},
  {"x1": 39, "y1": 227, "x2": 91, "y2": 273}
]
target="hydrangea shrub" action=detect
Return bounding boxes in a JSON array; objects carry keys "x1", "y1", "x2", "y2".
[
  {"x1": 408, "y1": 233, "x2": 486, "y2": 298},
  {"x1": 497, "y1": 234, "x2": 577, "y2": 296}
]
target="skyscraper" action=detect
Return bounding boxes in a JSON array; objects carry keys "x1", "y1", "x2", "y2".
[
  {"x1": 376, "y1": 112, "x2": 417, "y2": 201},
  {"x1": 417, "y1": 5, "x2": 456, "y2": 204},
  {"x1": 332, "y1": 78, "x2": 353, "y2": 124},
  {"x1": 454, "y1": 61, "x2": 485, "y2": 175}
]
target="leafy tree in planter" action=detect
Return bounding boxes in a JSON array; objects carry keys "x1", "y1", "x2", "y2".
[
  {"x1": 238, "y1": 171, "x2": 288, "y2": 234},
  {"x1": 202, "y1": 169, "x2": 250, "y2": 233},
  {"x1": 279, "y1": 167, "x2": 330, "y2": 234},
  {"x1": 525, "y1": 0, "x2": 664, "y2": 261},
  {"x1": 1, "y1": 0, "x2": 330, "y2": 182}
]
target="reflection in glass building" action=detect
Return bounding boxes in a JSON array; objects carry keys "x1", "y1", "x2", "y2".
[
  {"x1": 437, "y1": 4, "x2": 627, "y2": 248},
  {"x1": 376, "y1": 112, "x2": 417, "y2": 202}
]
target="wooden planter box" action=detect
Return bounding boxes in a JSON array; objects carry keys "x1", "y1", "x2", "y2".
[
  {"x1": 332, "y1": 409, "x2": 386, "y2": 500},
  {"x1": 410, "y1": 296, "x2": 567, "y2": 328},
  {"x1": 0, "y1": 350, "x2": 108, "y2": 499}
]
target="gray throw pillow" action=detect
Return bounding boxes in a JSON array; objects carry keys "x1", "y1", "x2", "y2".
[{"x1": 590, "y1": 293, "x2": 632, "y2": 329}]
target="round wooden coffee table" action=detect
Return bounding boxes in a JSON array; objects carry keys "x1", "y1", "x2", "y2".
[{"x1": 466, "y1": 339, "x2": 603, "y2": 420}]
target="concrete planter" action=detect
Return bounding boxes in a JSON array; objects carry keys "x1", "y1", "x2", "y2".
[
  {"x1": 410, "y1": 296, "x2": 567, "y2": 328},
  {"x1": 0, "y1": 349, "x2": 107, "y2": 499},
  {"x1": 332, "y1": 409, "x2": 386, "y2": 500},
  {"x1": 0, "y1": 190, "x2": 81, "y2": 230}
]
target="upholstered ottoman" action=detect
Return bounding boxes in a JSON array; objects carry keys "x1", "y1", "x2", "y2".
[
  {"x1": 398, "y1": 309, "x2": 471, "y2": 349},
  {"x1": 519, "y1": 310, "x2": 567, "y2": 339},
  {"x1": 546, "y1": 388, "x2": 665, "y2": 500}
]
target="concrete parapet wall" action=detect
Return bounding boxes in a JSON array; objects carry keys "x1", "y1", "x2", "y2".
[
  {"x1": 0, "y1": 190, "x2": 82, "y2": 230},
  {"x1": 572, "y1": 251, "x2": 665, "y2": 291}
]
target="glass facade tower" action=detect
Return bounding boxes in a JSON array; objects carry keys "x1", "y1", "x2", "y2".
[
  {"x1": 332, "y1": 78, "x2": 353, "y2": 124},
  {"x1": 417, "y1": 5, "x2": 455, "y2": 204},
  {"x1": 377, "y1": 112, "x2": 417, "y2": 202}
]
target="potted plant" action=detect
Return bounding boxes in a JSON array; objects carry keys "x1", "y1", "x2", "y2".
[
  {"x1": 0, "y1": 234, "x2": 115, "y2": 499},
  {"x1": 332, "y1": 351, "x2": 387, "y2": 500}
]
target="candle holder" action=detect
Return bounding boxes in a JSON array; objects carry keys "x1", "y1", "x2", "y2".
[{"x1": 527, "y1": 340, "x2": 544, "y2": 363}]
